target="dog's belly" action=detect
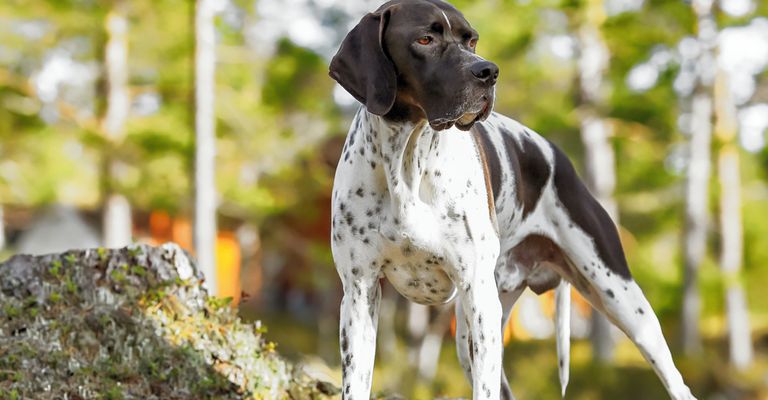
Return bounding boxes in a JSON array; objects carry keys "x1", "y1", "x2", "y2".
[
  {"x1": 383, "y1": 260, "x2": 457, "y2": 306},
  {"x1": 498, "y1": 234, "x2": 567, "y2": 294}
]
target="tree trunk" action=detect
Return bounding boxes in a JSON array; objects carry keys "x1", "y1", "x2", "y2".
[
  {"x1": 377, "y1": 284, "x2": 399, "y2": 365},
  {"x1": 194, "y1": 0, "x2": 218, "y2": 295},
  {"x1": 714, "y1": 68, "x2": 753, "y2": 370},
  {"x1": 582, "y1": 119, "x2": 617, "y2": 363},
  {"x1": 407, "y1": 302, "x2": 429, "y2": 363},
  {"x1": 416, "y1": 304, "x2": 453, "y2": 381},
  {"x1": 682, "y1": 93, "x2": 711, "y2": 355},
  {"x1": 577, "y1": 0, "x2": 616, "y2": 363},
  {"x1": 681, "y1": 0, "x2": 717, "y2": 356},
  {"x1": 102, "y1": 3, "x2": 132, "y2": 248},
  {"x1": 400, "y1": 302, "x2": 429, "y2": 393}
]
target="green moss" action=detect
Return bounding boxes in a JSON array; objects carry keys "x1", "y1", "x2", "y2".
[
  {"x1": 103, "y1": 385, "x2": 124, "y2": 400},
  {"x1": 64, "y1": 276, "x2": 78, "y2": 294},
  {"x1": 48, "y1": 291, "x2": 62, "y2": 303},
  {"x1": 130, "y1": 265, "x2": 146, "y2": 277},
  {"x1": 0, "y1": 371, "x2": 20, "y2": 382},
  {"x1": 97, "y1": 247, "x2": 108, "y2": 260},
  {"x1": 2, "y1": 304, "x2": 19, "y2": 319},
  {"x1": 127, "y1": 246, "x2": 143, "y2": 257},
  {"x1": 64, "y1": 254, "x2": 77, "y2": 265},
  {"x1": 206, "y1": 296, "x2": 234, "y2": 311},
  {"x1": 0, "y1": 389, "x2": 21, "y2": 400},
  {"x1": 49, "y1": 259, "x2": 62, "y2": 277},
  {"x1": 110, "y1": 269, "x2": 127, "y2": 283}
]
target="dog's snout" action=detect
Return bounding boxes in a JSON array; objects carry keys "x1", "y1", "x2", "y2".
[{"x1": 471, "y1": 61, "x2": 499, "y2": 85}]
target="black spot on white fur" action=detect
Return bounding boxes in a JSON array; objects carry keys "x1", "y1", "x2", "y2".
[
  {"x1": 499, "y1": 126, "x2": 550, "y2": 217},
  {"x1": 550, "y1": 143, "x2": 632, "y2": 280}
]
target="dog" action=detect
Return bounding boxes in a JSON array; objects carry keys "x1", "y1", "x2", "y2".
[{"x1": 328, "y1": 1, "x2": 696, "y2": 399}]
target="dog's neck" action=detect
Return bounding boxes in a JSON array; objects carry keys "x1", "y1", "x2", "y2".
[
  {"x1": 362, "y1": 108, "x2": 445, "y2": 251},
  {"x1": 364, "y1": 108, "x2": 436, "y2": 194}
]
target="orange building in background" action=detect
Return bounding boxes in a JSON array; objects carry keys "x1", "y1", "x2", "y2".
[{"x1": 146, "y1": 211, "x2": 243, "y2": 305}]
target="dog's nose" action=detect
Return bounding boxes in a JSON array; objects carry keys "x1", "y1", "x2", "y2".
[{"x1": 471, "y1": 61, "x2": 499, "y2": 85}]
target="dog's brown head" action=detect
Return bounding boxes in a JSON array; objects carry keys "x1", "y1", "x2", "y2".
[{"x1": 329, "y1": 0, "x2": 498, "y2": 131}]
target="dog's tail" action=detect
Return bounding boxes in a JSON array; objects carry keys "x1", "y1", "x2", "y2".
[{"x1": 555, "y1": 280, "x2": 571, "y2": 398}]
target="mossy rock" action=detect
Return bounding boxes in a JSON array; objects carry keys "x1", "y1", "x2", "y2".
[{"x1": 0, "y1": 243, "x2": 338, "y2": 399}]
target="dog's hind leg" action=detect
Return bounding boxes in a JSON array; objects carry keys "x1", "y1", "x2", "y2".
[
  {"x1": 553, "y1": 225, "x2": 696, "y2": 399},
  {"x1": 546, "y1": 141, "x2": 696, "y2": 400},
  {"x1": 563, "y1": 258, "x2": 695, "y2": 400},
  {"x1": 548, "y1": 219, "x2": 695, "y2": 399}
]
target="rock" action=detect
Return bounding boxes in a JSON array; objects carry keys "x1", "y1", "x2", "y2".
[{"x1": 0, "y1": 243, "x2": 336, "y2": 399}]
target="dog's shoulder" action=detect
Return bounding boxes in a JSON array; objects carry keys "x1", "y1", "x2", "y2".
[
  {"x1": 483, "y1": 112, "x2": 552, "y2": 151},
  {"x1": 484, "y1": 111, "x2": 589, "y2": 168},
  {"x1": 478, "y1": 111, "x2": 555, "y2": 168}
]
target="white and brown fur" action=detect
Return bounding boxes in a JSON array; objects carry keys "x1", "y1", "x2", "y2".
[{"x1": 330, "y1": 1, "x2": 696, "y2": 399}]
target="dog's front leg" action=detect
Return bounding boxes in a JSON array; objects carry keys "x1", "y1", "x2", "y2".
[
  {"x1": 456, "y1": 268, "x2": 503, "y2": 400},
  {"x1": 339, "y1": 271, "x2": 382, "y2": 399},
  {"x1": 457, "y1": 276, "x2": 524, "y2": 400}
]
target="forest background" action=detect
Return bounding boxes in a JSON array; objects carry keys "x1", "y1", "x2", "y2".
[{"x1": 1, "y1": 0, "x2": 768, "y2": 398}]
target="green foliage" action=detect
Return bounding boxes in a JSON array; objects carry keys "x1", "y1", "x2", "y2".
[{"x1": 263, "y1": 39, "x2": 335, "y2": 114}]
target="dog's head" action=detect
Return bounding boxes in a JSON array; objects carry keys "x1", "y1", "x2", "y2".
[{"x1": 329, "y1": 0, "x2": 498, "y2": 131}]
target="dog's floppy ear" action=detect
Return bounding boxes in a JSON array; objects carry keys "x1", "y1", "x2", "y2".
[{"x1": 329, "y1": 8, "x2": 396, "y2": 116}]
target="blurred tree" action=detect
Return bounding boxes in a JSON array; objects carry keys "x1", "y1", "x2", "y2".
[
  {"x1": 120, "y1": 0, "x2": 194, "y2": 214},
  {"x1": 0, "y1": 0, "x2": 104, "y2": 208},
  {"x1": 194, "y1": 0, "x2": 219, "y2": 295},
  {"x1": 713, "y1": 0, "x2": 768, "y2": 369},
  {"x1": 575, "y1": 0, "x2": 617, "y2": 363},
  {"x1": 416, "y1": 304, "x2": 454, "y2": 381},
  {"x1": 407, "y1": 302, "x2": 429, "y2": 370},
  {"x1": 101, "y1": 0, "x2": 133, "y2": 248},
  {"x1": 681, "y1": 0, "x2": 716, "y2": 356},
  {"x1": 714, "y1": 55, "x2": 752, "y2": 370}
]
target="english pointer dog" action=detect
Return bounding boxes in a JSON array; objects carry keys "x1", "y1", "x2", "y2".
[{"x1": 328, "y1": 1, "x2": 696, "y2": 399}]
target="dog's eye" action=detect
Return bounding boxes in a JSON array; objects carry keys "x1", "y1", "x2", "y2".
[
  {"x1": 469, "y1": 39, "x2": 478, "y2": 48},
  {"x1": 417, "y1": 36, "x2": 433, "y2": 45}
]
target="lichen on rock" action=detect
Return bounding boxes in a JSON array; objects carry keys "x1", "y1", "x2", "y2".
[{"x1": 0, "y1": 243, "x2": 338, "y2": 399}]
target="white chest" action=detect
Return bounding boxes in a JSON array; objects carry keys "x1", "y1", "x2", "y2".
[{"x1": 332, "y1": 111, "x2": 500, "y2": 305}]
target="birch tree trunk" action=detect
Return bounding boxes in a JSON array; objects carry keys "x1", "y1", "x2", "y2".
[
  {"x1": 102, "y1": 3, "x2": 132, "y2": 248},
  {"x1": 577, "y1": 0, "x2": 616, "y2": 363},
  {"x1": 377, "y1": 284, "x2": 399, "y2": 365},
  {"x1": 400, "y1": 302, "x2": 430, "y2": 393},
  {"x1": 681, "y1": 92, "x2": 711, "y2": 355},
  {"x1": 714, "y1": 68, "x2": 753, "y2": 370},
  {"x1": 682, "y1": 0, "x2": 717, "y2": 356},
  {"x1": 407, "y1": 302, "x2": 429, "y2": 364},
  {"x1": 416, "y1": 304, "x2": 453, "y2": 381},
  {"x1": 194, "y1": 0, "x2": 218, "y2": 295}
]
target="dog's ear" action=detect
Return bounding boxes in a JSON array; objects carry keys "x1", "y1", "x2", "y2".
[{"x1": 329, "y1": 8, "x2": 396, "y2": 116}]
